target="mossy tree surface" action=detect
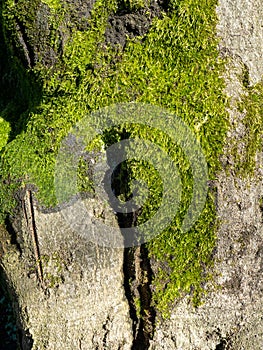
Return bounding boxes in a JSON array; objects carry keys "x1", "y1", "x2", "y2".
[
  {"x1": 0, "y1": 0, "x2": 231, "y2": 316},
  {"x1": 235, "y1": 81, "x2": 263, "y2": 176}
]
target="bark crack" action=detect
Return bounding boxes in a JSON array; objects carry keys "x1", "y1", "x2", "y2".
[
  {"x1": 108, "y1": 149, "x2": 156, "y2": 349},
  {"x1": 123, "y1": 243, "x2": 156, "y2": 350}
]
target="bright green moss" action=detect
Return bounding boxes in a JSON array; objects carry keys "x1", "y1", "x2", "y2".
[
  {"x1": 0, "y1": 0, "x2": 229, "y2": 315},
  {"x1": 118, "y1": 0, "x2": 149, "y2": 11},
  {"x1": 0, "y1": 118, "x2": 10, "y2": 151},
  {"x1": 41, "y1": 0, "x2": 61, "y2": 11}
]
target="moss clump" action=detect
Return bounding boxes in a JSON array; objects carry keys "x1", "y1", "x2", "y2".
[
  {"x1": 41, "y1": 252, "x2": 65, "y2": 288},
  {"x1": 235, "y1": 80, "x2": 263, "y2": 175},
  {"x1": 118, "y1": 0, "x2": 149, "y2": 11},
  {"x1": 0, "y1": 118, "x2": 10, "y2": 151},
  {"x1": 42, "y1": 0, "x2": 61, "y2": 11},
  {"x1": 0, "y1": 0, "x2": 229, "y2": 316}
]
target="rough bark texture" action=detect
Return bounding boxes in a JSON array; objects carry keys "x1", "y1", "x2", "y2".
[
  {"x1": 1, "y1": 193, "x2": 133, "y2": 350},
  {"x1": 0, "y1": 0, "x2": 263, "y2": 349}
]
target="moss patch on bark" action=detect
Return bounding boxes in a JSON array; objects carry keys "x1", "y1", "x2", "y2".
[{"x1": 0, "y1": 0, "x2": 230, "y2": 316}]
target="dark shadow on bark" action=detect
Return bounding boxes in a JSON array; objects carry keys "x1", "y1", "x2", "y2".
[
  {"x1": 0, "y1": 0, "x2": 43, "y2": 141},
  {"x1": 0, "y1": 275, "x2": 19, "y2": 349},
  {"x1": 0, "y1": 266, "x2": 34, "y2": 350}
]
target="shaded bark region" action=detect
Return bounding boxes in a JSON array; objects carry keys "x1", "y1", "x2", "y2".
[
  {"x1": 0, "y1": 224, "x2": 34, "y2": 350},
  {"x1": 0, "y1": 282, "x2": 18, "y2": 350}
]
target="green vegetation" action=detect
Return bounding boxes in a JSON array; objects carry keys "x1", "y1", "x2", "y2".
[
  {"x1": 41, "y1": 252, "x2": 65, "y2": 288},
  {"x1": 0, "y1": 0, "x2": 230, "y2": 316},
  {"x1": 118, "y1": 0, "x2": 149, "y2": 11},
  {"x1": 42, "y1": 0, "x2": 61, "y2": 11},
  {"x1": 0, "y1": 118, "x2": 10, "y2": 151},
  {"x1": 134, "y1": 296, "x2": 142, "y2": 319},
  {"x1": 235, "y1": 80, "x2": 263, "y2": 175}
]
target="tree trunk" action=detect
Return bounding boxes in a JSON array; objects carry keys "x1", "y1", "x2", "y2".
[{"x1": 0, "y1": 0, "x2": 263, "y2": 349}]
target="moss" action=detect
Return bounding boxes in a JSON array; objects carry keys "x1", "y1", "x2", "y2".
[
  {"x1": 41, "y1": 252, "x2": 65, "y2": 288},
  {"x1": 0, "y1": 118, "x2": 11, "y2": 152},
  {"x1": 42, "y1": 0, "x2": 61, "y2": 11},
  {"x1": 118, "y1": 0, "x2": 149, "y2": 11},
  {"x1": 134, "y1": 296, "x2": 142, "y2": 319},
  {"x1": 0, "y1": 0, "x2": 231, "y2": 316},
  {"x1": 2, "y1": 0, "x2": 41, "y2": 63},
  {"x1": 234, "y1": 80, "x2": 263, "y2": 176}
]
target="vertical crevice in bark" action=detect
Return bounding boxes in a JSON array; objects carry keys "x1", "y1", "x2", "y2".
[
  {"x1": 121, "y1": 232, "x2": 156, "y2": 349},
  {"x1": 105, "y1": 130, "x2": 156, "y2": 349},
  {"x1": 131, "y1": 244, "x2": 156, "y2": 349},
  {"x1": 123, "y1": 245, "x2": 139, "y2": 339}
]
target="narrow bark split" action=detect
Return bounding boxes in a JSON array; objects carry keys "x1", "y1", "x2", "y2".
[
  {"x1": 122, "y1": 231, "x2": 156, "y2": 349},
  {"x1": 109, "y1": 152, "x2": 156, "y2": 349},
  {"x1": 130, "y1": 245, "x2": 156, "y2": 350}
]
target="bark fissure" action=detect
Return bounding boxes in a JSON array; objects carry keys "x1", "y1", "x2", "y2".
[
  {"x1": 108, "y1": 143, "x2": 156, "y2": 349},
  {"x1": 120, "y1": 220, "x2": 156, "y2": 349},
  {"x1": 126, "y1": 244, "x2": 156, "y2": 350}
]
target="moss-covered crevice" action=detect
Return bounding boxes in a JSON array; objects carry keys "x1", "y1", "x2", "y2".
[{"x1": 0, "y1": 0, "x2": 230, "y2": 317}]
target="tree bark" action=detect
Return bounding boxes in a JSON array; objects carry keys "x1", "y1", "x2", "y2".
[{"x1": 0, "y1": 0, "x2": 263, "y2": 349}]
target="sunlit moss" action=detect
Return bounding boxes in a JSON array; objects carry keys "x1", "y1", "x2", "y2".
[
  {"x1": 0, "y1": 118, "x2": 10, "y2": 151},
  {"x1": 0, "y1": 0, "x2": 230, "y2": 316},
  {"x1": 42, "y1": 0, "x2": 61, "y2": 11}
]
